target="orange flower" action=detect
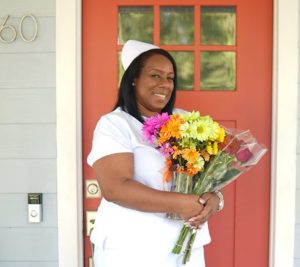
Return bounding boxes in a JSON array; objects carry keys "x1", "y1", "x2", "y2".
[
  {"x1": 163, "y1": 158, "x2": 173, "y2": 183},
  {"x1": 200, "y1": 150, "x2": 210, "y2": 161},
  {"x1": 186, "y1": 163, "x2": 200, "y2": 176},
  {"x1": 157, "y1": 125, "x2": 172, "y2": 145},
  {"x1": 182, "y1": 148, "x2": 200, "y2": 164},
  {"x1": 158, "y1": 114, "x2": 183, "y2": 145},
  {"x1": 172, "y1": 147, "x2": 182, "y2": 159},
  {"x1": 176, "y1": 166, "x2": 185, "y2": 173},
  {"x1": 168, "y1": 114, "x2": 183, "y2": 138}
]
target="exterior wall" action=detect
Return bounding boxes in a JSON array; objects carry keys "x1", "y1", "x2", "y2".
[
  {"x1": 295, "y1": 6, "x2": 300, "y2": 267},
  {"x1": 0, "y1": 1, "x2": 58, "y2": 267}
]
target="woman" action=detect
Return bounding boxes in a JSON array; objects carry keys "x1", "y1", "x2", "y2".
[{"x1": 87, "y1": 40, "x2": 223, "y2": 267}]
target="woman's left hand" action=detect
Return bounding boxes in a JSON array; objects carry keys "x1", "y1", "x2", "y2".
[{"x1": 187, "y1": 192, "x2": 220, "y2": 229}]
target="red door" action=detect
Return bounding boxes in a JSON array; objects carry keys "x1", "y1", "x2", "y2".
[{"x1": 83, "y1": 1, "x2": 272, "y2": 266}]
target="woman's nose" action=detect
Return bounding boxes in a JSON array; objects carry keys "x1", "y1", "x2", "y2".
[{"x1": 158, "y1": 77, "x2": 173, "y2": 87}]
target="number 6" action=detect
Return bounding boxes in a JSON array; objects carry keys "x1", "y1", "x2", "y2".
[{"x1": 0, "y1": 15, "x2": 17, "y2": 43}]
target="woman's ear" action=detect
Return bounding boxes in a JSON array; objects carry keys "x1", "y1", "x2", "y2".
[{"x1": 132, "y1": 77, "x2": 138, "y2": 87}]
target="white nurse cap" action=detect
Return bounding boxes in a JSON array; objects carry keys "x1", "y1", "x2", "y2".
[{"x1": 121, "y1": 40, "x2": 159, "y2": 71}]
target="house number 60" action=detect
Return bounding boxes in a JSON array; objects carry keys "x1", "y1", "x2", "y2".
[{"x1": 0, "y1": 14, "x2": 38, "y2": 43}]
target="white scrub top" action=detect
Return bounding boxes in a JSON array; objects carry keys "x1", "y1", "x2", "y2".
[{"x1": 87, "y1": 107, "x2": 211, "y2": 263}]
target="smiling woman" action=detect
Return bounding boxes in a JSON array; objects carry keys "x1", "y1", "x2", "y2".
[
  {"x1": 133, "y1": 54, "x2": 175, "y2": 117},
  {"x1": 87, "y1": 40, "x2": 221, "y2": 267},
  {"x1": 114, "y1": 40, "x2": 178, "y2": 123}
]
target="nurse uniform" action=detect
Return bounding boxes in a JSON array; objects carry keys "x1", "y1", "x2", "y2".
[{"x1": 87, "y1": 107, "x2": 211, "y2": 267}]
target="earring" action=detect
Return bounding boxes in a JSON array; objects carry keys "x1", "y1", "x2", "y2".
[{"x1": 132, "y1": 82, "x2": 135, "y2": 86}]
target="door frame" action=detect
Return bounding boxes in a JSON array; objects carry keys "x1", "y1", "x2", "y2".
[
  {"x1": 56, "y1": 0, "x2": 83, "y2": 266},
  {"x1": 56, "y1": 0, "x2": 298, "y2": 266}
]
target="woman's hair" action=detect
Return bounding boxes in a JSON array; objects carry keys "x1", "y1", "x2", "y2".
[{"x1": 114, "y1": 49, "x2": 177, "y2": 123}]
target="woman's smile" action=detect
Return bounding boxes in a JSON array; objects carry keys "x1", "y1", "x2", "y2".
[{"x1": 153, "y1": 93, "x2": 167, "y2": 99}]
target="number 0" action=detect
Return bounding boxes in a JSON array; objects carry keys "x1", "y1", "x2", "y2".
[{"x1": 19, "y1": 14, "x2": 38, "y2": 42}]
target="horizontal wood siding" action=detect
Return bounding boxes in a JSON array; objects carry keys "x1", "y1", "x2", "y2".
[
  {"x1": 0, "y1": 0, "x2": 58, "y2": 265},
  {"x1": 0, "y1": 89, "x2": 55, "y2": 123},
  {"x1": 0, "y1": 263, "x2": 57, "y2": 267},
  {"x1": 0, "y1": 228, "x2": 58, "y2": 261},
  {"x1": 0, "y1": 54, "x2": 55, "y2": 88},
  {"x1": 0, "y1": 159, "x2": 56, "y2": 193}
]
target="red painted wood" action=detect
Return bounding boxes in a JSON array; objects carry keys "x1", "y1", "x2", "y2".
[{"x1": 82, "y1": 1, "x2": 272, "y2": 266}]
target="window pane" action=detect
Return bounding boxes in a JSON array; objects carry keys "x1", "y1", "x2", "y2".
[
  {"x1": 170, "y1": 52, "x2": 194, "y2": 90},
  {"x1": 201, "y1": 6, "x2": 236, "y2": 45},
  {"x1": 118, "y1": 52, "x2": 124, "y2": 87},
  {"x1": 200, "y1": 51, "x2": 236, "y2": 90},
  {"x1": 118, "y1": 7, "x2": 153, "y2": 44},
  {"x1": 160, "y1": 7, "x2": 194, "y2": 45}
]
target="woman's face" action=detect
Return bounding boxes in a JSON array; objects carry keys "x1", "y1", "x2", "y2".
[{"x1": 134, "y1": 54, "x2": 175, "y2": 117}]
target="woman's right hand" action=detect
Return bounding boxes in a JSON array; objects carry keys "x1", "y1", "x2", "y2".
[{"x1": 177, "y1": 194, "x2": 204, "y2": 228}]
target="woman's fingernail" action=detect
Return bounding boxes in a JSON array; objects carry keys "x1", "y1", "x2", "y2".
[
  {"x1": 188, "y1": 217, "x2": 196, "y2": 222},
  {"x1": 199, "y1": 198, "x2": 206, "y2": 204}
]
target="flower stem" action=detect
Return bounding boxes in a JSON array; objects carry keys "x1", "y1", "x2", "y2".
[
  {"x1": 172, "y1": 225, "x2": 191, "y2": 254},
  {"x1": 182, "y1": 229, "x2": 197, "y2": 264}
]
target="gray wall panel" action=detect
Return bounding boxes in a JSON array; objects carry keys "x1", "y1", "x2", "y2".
[
  {"x1": 0, "y1": 228, "x2": 58, "y2": 261},
  {"x1": 0, "y1": 0, "x2": 58, "y2": 264},
  {"x1": 298, "y1": 122, "x2": 300, "y2": 154},
  {"x1": 297, "y1": 156, "x2": 300, "y2": 189},
  {"x1": 0, "y1": 262, "x2": 57, "y2": 267},
  {"x1": 0, "y1": 159, "x2": 56, "y2": 193},
  {"x1": 295, "y1": 224, "x2": 300, "y2": 259},
  {"x1": 0, "y1": 53, "x2": 55, "y2": 88},
  {"x1": 0, "y1": 124, "x2": 56, "y2": 158},
  {"x1": 297, "y1": 190, "x2": 300, "y2": 224},
  {"x1": 0, "y1": 0, "x2": 55, "y2": 16},
  {"x1": 0, "y1": 89, "x2": 55, "y2": 123},
  {"x1": 296, "y1": 26, "x2": 299, "y2": 267}
]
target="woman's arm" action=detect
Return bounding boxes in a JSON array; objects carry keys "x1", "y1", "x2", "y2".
[
  {"x1": 93, "y1": 152, "x2": 205, "y2": 222},
  {"x1": 93, "y1": 152, "x2": 221, "y2": 226}
]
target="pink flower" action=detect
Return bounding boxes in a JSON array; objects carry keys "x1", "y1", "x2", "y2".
[
  {"x1": 159, "y1": 142, "x2": 174, "y2": 157},
  {"x1": 142, "y1": 113, "x2": 169, "y2": 144}
]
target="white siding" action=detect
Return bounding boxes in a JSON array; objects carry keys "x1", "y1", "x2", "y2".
[
  {"x1": 295, "y1": 7, "x2": 300, "y2": 266},
  {"x1": 0, "y1": 0, "x2": 58, "y2": 266}
]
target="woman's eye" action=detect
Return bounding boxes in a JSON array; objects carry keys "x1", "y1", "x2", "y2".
[
  {"x1": 151, "y1": 74, "x2": 160, "y2": 79},
  {"x1": 167, "y1": 77, "x2": 174, "y2": 81}
]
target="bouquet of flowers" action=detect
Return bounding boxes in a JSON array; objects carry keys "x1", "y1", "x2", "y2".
[{"x1": 142, "y1": 111, "x2": 267, "y2": 264}]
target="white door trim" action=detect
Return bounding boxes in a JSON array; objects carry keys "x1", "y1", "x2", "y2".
[
  {"x1": 55, "y1": 0, "x2": 298, "y2": 266},
  {"x1": 269, "y1": 0, "x2": 298, "y2": 266},
  {"x1": 56, "y1": 0, "x2": 83, "y2": 266}
]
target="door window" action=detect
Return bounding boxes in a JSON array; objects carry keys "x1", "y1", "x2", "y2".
[{"x1": 117, "y1": 5, "x2": 236, "y2": 91}]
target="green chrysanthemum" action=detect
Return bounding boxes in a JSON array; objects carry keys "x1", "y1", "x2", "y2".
[
  {"x1": 180, "y1": 137, "x2": 196, "y2": 149},
  {"x1": 193, "y1": 156, "x2": 205, "y2": 170},
  {"x1": 182, "y1": 111, "x2": 201, "y2": 122},
  {"x1": 180, "y1": 122, "x2": 193, "y2": 138},
  {"x1": 190, "y1": 118, "x2": 213, "y2": 141}
]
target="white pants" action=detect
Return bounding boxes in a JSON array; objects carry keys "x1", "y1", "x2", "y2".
[{"x1": 93, "y1": 245, "x2": 206, "y2": 267}]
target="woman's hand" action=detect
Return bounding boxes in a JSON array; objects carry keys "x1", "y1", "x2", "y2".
[
  {"x1": 177, "y1": 194, "x2": 205, "y2": 222},
  {"x1": 187, "y1": 192, "x2": 220, "y2": 229},
  {"x1": 92, "y1": 153, "x2": 214, "y2": 216}
]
